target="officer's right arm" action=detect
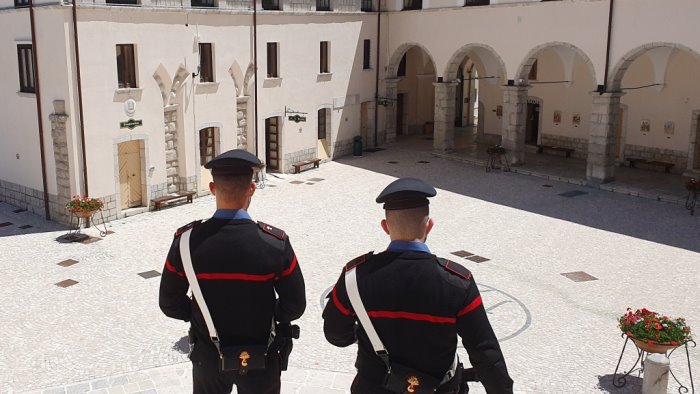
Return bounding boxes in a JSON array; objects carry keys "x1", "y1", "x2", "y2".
[
  {"x1": 158, "y1": 238, "x2": 191, "y2": 322},
  {"x1": 456, "y1": 281, "x2": 514, "y2": 393},
  {"x1": 322, "y1": 272, "x2": 357, "y2": 347}
]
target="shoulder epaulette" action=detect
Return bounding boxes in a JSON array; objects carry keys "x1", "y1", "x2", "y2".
[
  {"x1": 344, "y1": 252, "x2": 374, "y2": 271},
  {"x1": 257, "y1": 221, "x2": 286, "y2": 240},
  {"x1": 438, "y1": 258, "x2": 473, "y2": 281},
  {"x1": 174, "y1": 220, "x2": 202, "y2": 237}
]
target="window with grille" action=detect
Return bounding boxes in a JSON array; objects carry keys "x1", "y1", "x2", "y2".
[
  {"x1": 106, "y1": 0, "x2": 138, "y2": 5},
  {"x1": 267, "y1": 43, "x2": 279, "y2": 78},
  {"x1": 17, "y1": 45, "x2": 35, "y2": 93},
  {"x1": 191, "y1": 0, "x2": 214, "y2": 6},
  {"x1": 464, "y1": 0, "x2": 488, "y2": 5},
  {"x1": 316, "y1": 0, "x2": 330, "y2": 10},
  {"x1": 116, "y1": 44, "x2": 137, "y2": 89},
  {"x1": 361, "y1": 0, "x2": 372, "y2": 11},
  {"x1": 14, "y1": 0, "x2": 29, "y2": 7},
  {"x1": 320, "y1": 41, "x2": 329, "y2": 73},
  {"x1": 262, "y1": 0, "x2": 279, "y2": 10},
  {"x1": 363, "y1": 39, "x2": 371, "y2": 70},
  {"x1": 402, "y1": 0, "x2": 421, "y2": 10},
  {"x1": 199, "y1": 43, "x2": 214, "y2": 82}
]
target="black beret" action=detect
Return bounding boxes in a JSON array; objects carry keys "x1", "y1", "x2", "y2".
[
  {"x1": 204, "y1": 149, "x2": 261, "y2": 175},
  {"x1": 376, "y1": 177, "x2": 437, "y2": 210}
]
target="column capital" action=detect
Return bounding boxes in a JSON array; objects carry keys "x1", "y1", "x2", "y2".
[
  {"x1": 432, "y1": 81, "x2": 460, "y2": 88},
  {"x1": 236, "y1": 95, "x2": 250, "y2": 104},
  {"x1": 589, "y1": 91, "x2": 626, "y2": 99},
  {"x1": 501, "y1": 85, "x2": 530, "y2": 93}
]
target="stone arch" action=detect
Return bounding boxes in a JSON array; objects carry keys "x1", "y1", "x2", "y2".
[
  {"x1": 443, "y1": 43, "x2": 507, "y2": 83},
  {"x1": 229, "y1": 61, "x2": 244, "y2": 97},
  {"x1": 386, "y1": 42, "x2": 438, "y2": 78},
  {"x1": 609, "y1": 42, "x2": 700, "y2": 91},
  {"x1": 168, "y1": 64, "x2": 190, "y2": 106},
  {"x1": 243, "y1": 63, "x2": 255, "y2": 96},
  {"x1": 515, "y1": 42, "x2": 597, "y2": 89},
  {"x1": 153, "y1": 64, "x2": 172, "y2": 106}
]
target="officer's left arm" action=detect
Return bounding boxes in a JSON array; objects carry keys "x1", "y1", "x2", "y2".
[
  {"x1": 322, "y1": 272, "x2": 357, "y2": 347},
  {"x1": 273, "y1": 239, "x2": 306, "y2": 323},
  {"x1": 158, "y1": 237, "x2": 191, "y2": 322}
]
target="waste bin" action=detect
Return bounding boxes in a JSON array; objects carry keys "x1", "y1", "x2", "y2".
[{"x1": 353, "y1": 136, "x2": 363, "y2": 157}]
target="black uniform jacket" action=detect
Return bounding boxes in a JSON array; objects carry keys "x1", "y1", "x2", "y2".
[
  {"x1": 159, "y1": 218, "x2": 306, "y2": 355},
  {"x1": 322, "y1": 250, "x2": 513, "y2": 393}
]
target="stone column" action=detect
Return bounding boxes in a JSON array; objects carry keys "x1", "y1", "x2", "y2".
[
  {"x1": 236, "y1": 96, "x2": 249, "y2": 150},
  {"x1": 432, "y1": 81, "x2": 459, "y2": 151},
  {"x1": 383, "y1": 78, "x2": 401, "y2": 143},
  {"x1": 587, "y1": 92, "x2": 624, "y2": 184},
  {"x1": 164, "y1": 105, "x2": 179, "y2": 194},
  {"x1": 50, "y1": 100, "x2": 71, "y2": 225},
  {"x1": 501, "y1": 86, "x2": 529, "y2": 165}
]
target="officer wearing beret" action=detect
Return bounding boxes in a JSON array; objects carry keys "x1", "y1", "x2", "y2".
[
  {"x1": 322, "y1": 177, "x2": 513, "y2": 393},
  {"x1": 159, "y1": 149, "x2": 306, "y2": 394}
]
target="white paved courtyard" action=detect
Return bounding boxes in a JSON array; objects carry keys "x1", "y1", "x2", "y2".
[{"x1": 1, "y1": 144, "x2": 698, "y2": 393}]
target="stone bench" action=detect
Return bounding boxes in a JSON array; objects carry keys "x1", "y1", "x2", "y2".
[
  {"x1": 292, "y1": 158, "x2": 321, "y2": 174},
  {"x1": 625, "y1": 157, "x2": 674, "y2": 173},
  {"x1": 536, "y1": 144, "x2": 575, "y2": 158},
  {"x1": 152, "y1": 191, "x2": 196, "y2": 211}
]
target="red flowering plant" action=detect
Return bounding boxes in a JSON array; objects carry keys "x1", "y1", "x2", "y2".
[
  {"x1": 686, "y1": 178, "x2": 700, "y2": 192},
  {"x1": 619, "y1": 308, "x2": 692, "y2": 346},
  {"x1": 65, "y1": 195, "x2": 104, "y2": 214}
]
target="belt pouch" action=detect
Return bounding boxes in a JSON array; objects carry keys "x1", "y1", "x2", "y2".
[
  {"x1": 219, "y1": 345, "x2": 268, "y2": 374},
  {"x1": 382, "y1": 361, "x2": 442, "y2": 394}
]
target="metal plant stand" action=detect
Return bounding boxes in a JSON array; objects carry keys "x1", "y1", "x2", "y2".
[
  {"x1": 485, "y1": 147, "x2": 510, "y2": 173},
  {"x1": 612, "y1": 333, "x2": 695, "y2": 393},
  {"x1": 57, "y1": 209, "x2": 109, "y2": 243},
  {"x1": 686, "y1": 190, "x2": 697, "y2": 216},
  {"x1": 255, "y1": 163, "x2": 267, "y2": 189}
]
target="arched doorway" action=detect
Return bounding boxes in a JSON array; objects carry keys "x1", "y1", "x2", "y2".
[{"x1": 117, "y1": 140, "x2": 144, "y2": 209}]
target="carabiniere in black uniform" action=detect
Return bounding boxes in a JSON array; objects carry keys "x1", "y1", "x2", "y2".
[
  {"x1": 159, "y1": 149, "x2": 306, "y2": 394},
  {"x1": 322, "y1": 177, "x2": 513, "y2": 394}
]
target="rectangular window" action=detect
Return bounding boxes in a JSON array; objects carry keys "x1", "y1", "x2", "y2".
[
  {"x1": 397, "y1": 53, "x2": 406, "y2": 77},
  {"x1": 267, "y1": 42, "x2": 278, "y2": 78},
  {"x1": 106, "y1": 0, "x2": 138, "y2": 5},
  {"x1": 262, "y1": 0, "x2": 279, "y2": 10},
  {"x1": 17, "y1": 44, "x2": 35, "y2": 93},
  {"x1": 320, "y1": 41, "x2": 329, "y2": 73},
  {"x1": 316, "y1": 0, "x2": 330, "y2": 10},
  {"x1": 318, "y1": 109, "x2": 327, "y2": 140},
  {"x1": 116, "y1": 44, "x2": 137, "y2": 89},
  {"x1": 14, "y1": 0, "x2": 29, "y2": 7},
  {"x1": 191, "y1": 0, "x2": 215, "y2": 6},
  {"x1": 402, "y1": 0, "x2": 421, "y2": 10},
  {"x1": 361, "y1": 0, "x2": 372, "y2": 11},
  {"x1": 199, "y1": 43, "x2": 214, "y2": 82},
  {"x1": 363, "y1": 39, "x2": 371, "y2": 70},
  {"x1": 464, "y1": 0, "x2": 488, "y2": 5}
]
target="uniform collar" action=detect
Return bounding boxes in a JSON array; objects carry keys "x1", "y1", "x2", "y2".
[
  {"x1": 387, "y1": 240, "x2": 431, "y2": 254},
  {"x1": 212, "y1": 209, "x2": 252, "y2": 221}
]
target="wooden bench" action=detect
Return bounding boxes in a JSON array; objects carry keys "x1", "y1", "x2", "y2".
[
  {"x1": 292, "y1": 158, "x2": 321, "y2": 174},
  {"x1": 152, "y1": 191, "x2": 196, "y2": 211},
  {"x1": 625, "y1": 157, "x2": 675, "y2": 173},
  {"x1": 536, "y1": 144, "x2": 575, "y2": 158}
]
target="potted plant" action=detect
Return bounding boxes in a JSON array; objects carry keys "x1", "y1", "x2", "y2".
[
  {"x1": 65, "y1": 195, "x2": 104, "y2": 218},
  {"x1": 686, "y1": 178, "x2": 699, "y2": 215},
  {"x1": 618, "y1": 307, "x2": 693, "y2": 353},
  {"x1": 686, "y1": 178, "x2": 700, "y2": 193},
  {"x1": 486, "y1": 145, "x2": 506, "y2": 156}
]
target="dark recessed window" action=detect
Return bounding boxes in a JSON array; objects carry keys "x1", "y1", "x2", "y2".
[
  {"x1": 363, "y1": 39, "x2": 371, "y2": 70},
  {"x1": 116, "y1": 44, "x2": 137, "y2": 89},
  {"x1": 528, "y1": 59, "x2": 538, "y2": 81},
  {"x1": 106, "y1": 0, "x2": 138, "y2": 5},
  {"x1": 192, "y1": 0, "x2": 215, "y2": 6},
  {"x1": 361, "y1": 0, "x2": 372, "y2": 11},
  {"x1": 199, "y1": 43, "x2": 214, "y2": 82},
  {"x1": 17, "y1": 44, "x2": 35, "y2": 93},
  {"x1": 397, "y1": 53, "x2": 406, "y2": 77},
  {"x1": 402, "y1": 0, "x2": 421, "y2": 10},
  {"x1": 14, "y1": 0, "x2": 29, "y2": 8},
  {"x1": 262, "y1": 0, "x2": 279, "y2": 10},
  {"x1": 318, "y1": 109, "x2": 327, "y2": 140},
  {"x1": 320, "y1": 41, "x2": 329, "y2": 73},
  {"x1": 316, "y1": 0, "x2": 330, "y2": 11},
  {"x1": 464, "y1": 0, "x2": 488, "y2": 6},
  {"x1": 267, "y1": 42, "x2": 278, "y2": 78}
]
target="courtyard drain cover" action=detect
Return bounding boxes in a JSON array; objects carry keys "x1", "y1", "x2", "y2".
[
  {"x1": 467, "y1": 255, "x2": 490, "y2": 263},
  {"x1": 561, "y1": 271, "x2": 598, "y2": 282},
  {"x1": 387, "y1": 161, "x2": 399, "y2": 164},
  {"x1": 308, "y1": 178, "x2": 325, "y2": 182},
  {"x1": 306, "y1": 182, "x2": 315, "y2": 185},
  {"x1": 559, "y1": 190, "x2": 588, "y2": 198},
  {"x1": 417, "y1": 160, "x2": 430, "y2": 164},
  {"x1": 138, "y1": 270, "x2": 161, "y2": 279},
  {"x1": 0, "y1": 222, "x2": 12, "y2": 228},
  {"x1": 55, "y1": 279, "x2": 78, "y2": 288},
  {"x1": 12, "y1": 209, "x2": 27, "y2": 213},
  {"x1": 290, "y1": 180, "x2": 304, "y2": 185},
  {"x1": 18, "y1": 225, "x2": 32, "y2": 229},
  {"x1": 451, "y1": 250, "x2": 474, "y2": 258},
  {"x1": 542, "y1": 184, "x2": 553, "y2": 188},
  {"x1": 57, "y1": 259, "x2": 79, "y2": 267}
]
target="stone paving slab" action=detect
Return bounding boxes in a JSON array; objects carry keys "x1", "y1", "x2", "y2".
[{"x1": 1, "y1": 141, "x2": 698, "y2": 393}]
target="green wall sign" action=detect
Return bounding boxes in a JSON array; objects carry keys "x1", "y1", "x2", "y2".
[
  {"x1": 288, "y1": 115, "x2": 306, "y2": 123},
  {"x1": 120, "y1": 118, "x2": 143, "y2": 130}
]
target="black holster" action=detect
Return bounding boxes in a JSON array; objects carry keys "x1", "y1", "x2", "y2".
[{"x1": 273, "y1": 323, "x2": 300, "y2": 371}]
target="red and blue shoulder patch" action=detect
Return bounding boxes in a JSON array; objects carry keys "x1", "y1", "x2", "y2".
[
  {"x1": 344, "y1": 252, "x2": 374, "y2": 271},
  {"x1": 438, "y1": 258, "x2": 473, "y2": 281},
  {"x1": 174, "y1": 220, "x2": 202, "y2": 237},
  {"x1": 257, "y1": 221, "x2": 286, "y2": 240}
]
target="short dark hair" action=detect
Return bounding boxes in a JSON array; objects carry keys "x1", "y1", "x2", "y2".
[{"x1": 213, "y1": 173, "x2": 254, "y2": 200}]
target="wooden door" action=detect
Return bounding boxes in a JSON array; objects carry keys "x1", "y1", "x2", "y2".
[
  {"x1": 614, "y1": 107, "x2": 624, "y2": 159},
  {"x1": 118, "y1": 140, "x2": 142, "y2": 209},
  {"x1": 199, "y1": 127, "x2": 216, "y2": 191},
  {"x1": 265, "y1": 117, "x2": 279, "y2": 170},
  {"x1": 525, "y1": 103, "x2": 540, "y2": 145},
  {"x1": 396, "y1": 94, "x2": 405, "y2": 136}
]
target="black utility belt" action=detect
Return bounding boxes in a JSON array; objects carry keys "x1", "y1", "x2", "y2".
[
  {"x1": 383, "y1": 360, "x2": 443, "y2": 394},
  {"x1": 219, "y1": 345, "x2": 268, "y2": 374}
]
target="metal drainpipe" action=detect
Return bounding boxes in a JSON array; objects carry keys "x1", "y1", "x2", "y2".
[
  {"x1": 28, "y1": 0, "x2": 51, "y2": 220},
  {"x1": 372, "y1": 0, "x2": 381, "y2": 147},
  {"x1": 602, "y1": 0, "x2": 614, "y2": 93},
  {"x1": 253, "y1": 0, "x2": 259, "y2": 158},
  {"x1": 71, "y1": 0, "x2": 90, "y2": 225}
]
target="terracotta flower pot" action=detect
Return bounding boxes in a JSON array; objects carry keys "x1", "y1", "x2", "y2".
[
  {"x1": 69, "y1": 209, "x2": 99, "y2": 219},
  {"x1": 630, "y1": 337, "x2": 680, "y2": 354}
]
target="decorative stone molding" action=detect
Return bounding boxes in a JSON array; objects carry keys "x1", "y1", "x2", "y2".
[
  {"x1": 237, "y1": 96, "x2": 250, "y2": 150},
  {"x1": 164, "y1": 106, "x2": 180, "y2": 193},
  {"x1": 50, "y1": 100, "x2": 72, "y2": 224}
]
